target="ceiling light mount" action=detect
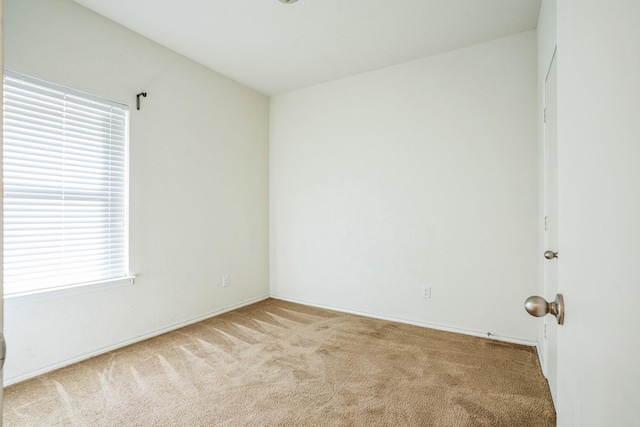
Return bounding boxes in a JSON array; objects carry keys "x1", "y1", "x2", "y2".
[{"x1": 279, "y1": 0, "x2": 298, "y2": 4}]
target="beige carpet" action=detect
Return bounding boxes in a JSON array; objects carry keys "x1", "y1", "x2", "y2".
[{"x1": 4, "y1": 298, "x2": 555, "y2": 426}]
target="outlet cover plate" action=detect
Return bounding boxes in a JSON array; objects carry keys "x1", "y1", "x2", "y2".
[{"x1": 422, "y1": 285, "x2": 431, "y2": 299}]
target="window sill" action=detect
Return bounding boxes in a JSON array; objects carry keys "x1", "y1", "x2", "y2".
[{"x1": 4, "y1": 276, "x2": 136, "y2": 305}]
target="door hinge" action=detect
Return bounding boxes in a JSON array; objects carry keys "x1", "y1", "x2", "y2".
[
  {"x1": 543, "y1": 108, "x2": 547, "y2": 123},
  {"x1": 544, "y1": 216, "x2": 548, "y2": 231}
]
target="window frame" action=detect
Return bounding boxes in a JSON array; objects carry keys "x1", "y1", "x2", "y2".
[{"x1": 3, "y1": 70, "x2": 134, "y2": 299}]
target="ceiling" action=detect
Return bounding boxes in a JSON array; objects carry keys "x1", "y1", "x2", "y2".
[{"x1": 72, "y1": 0, "x2": 541, "y2": 96}]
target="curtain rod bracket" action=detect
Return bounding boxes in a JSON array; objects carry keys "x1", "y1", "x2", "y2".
[{"x1": 136, "y1": 92, "x2": 147, "y2": 110}]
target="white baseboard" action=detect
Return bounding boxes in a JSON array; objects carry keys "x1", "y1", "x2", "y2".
[
  {"x1": 4, "y1": 294, "x2": 270, "y2": 387},
  {"x1": 536, "y1": 341, "x2": 547, "y2": 377},
  {"x1": 271, "y1": 294, "x2": 538, "y2": 347}
]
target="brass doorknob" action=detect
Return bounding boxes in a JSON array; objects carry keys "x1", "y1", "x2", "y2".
[
  {"x1": 524, "y1": 294, "x2": 564, "y2": 325},
  {"x1": 544, "y1": 250, "x2": 558, "y2": 260}
]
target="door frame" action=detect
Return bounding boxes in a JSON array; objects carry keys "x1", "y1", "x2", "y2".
[
  {"x1": 541, "y1": 47, "x2": 558, "y2": 400},
  {"x1": 1, "y1": 0, "x2": 5, "y2": 421}
]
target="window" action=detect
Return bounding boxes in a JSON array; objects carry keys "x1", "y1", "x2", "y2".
[{"x1": 3, "y1": 71, "x2": 130, "y2": 297}]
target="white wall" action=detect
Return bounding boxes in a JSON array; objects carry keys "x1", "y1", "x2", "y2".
[
  {"x1": 270, "y1": 32, "x2": 539, "y2": 342},
  {"x1": 3, "y1": 0, "x2": 269, "y2": 384},
  {"x1": 555, "y1": 1, "x2": 640, "y2": 425}
]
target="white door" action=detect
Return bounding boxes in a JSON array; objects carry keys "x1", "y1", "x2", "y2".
[
  {"x1": 554, "y1": 3, "x2": 640, "y2": 424},
  {"x1": 542, "y1": 51, "x2": 558, "y2": 404}
]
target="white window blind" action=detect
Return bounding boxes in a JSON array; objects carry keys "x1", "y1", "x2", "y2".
[{"x1": 3, "y1": 71, "x2": 129, "y2": 296}]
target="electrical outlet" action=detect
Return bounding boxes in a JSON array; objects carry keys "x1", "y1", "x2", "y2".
[
  {"x1": 422, "y1": 285, "x2": 431, "y2": 299},
  {"x1": 222, "y1": 275, "x2": 230, "y2": 287}
]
